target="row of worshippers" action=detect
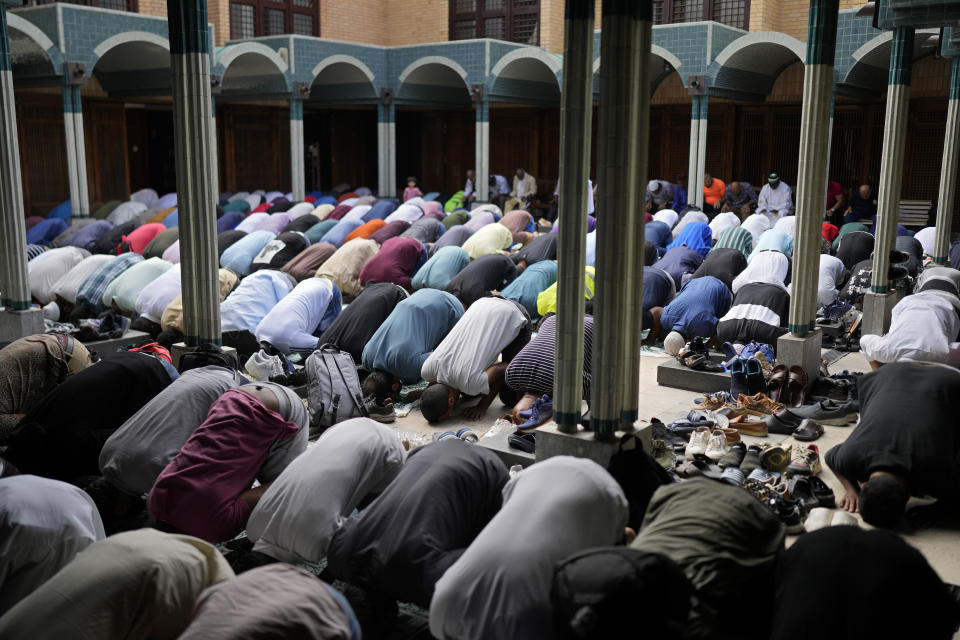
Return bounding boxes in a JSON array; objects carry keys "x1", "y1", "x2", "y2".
[
  {"x1": 645, "y1": 171, "x2": 794, "y2": 222},
  {"x1": 1, "y1": 424, "x2": 957, "y2": 639}
]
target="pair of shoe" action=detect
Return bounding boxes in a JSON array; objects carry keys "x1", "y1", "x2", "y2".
[
  {"x1": 516, "y1": 395, "x2": 553, "y2": 430},
  {"x1": 508, "y1": 430, "x2": 535, "y2": 453},
  {"x1": 364, "y1": 395, "x2": 397, "y2": 423},
  {"x1": 692, "y1": 391, "x2": 729, "y2": 411},
  {"x1": 785, "y1": 443, "x2": 822, "y2": 476},
  {"x1": 437, "y1": 428, "x2": 478, "y2": 444},
  {"x1": 767, "y1": 364, "x2": 807, "y2": 407},
  {"x1": 788, "y1": 475, "x2": 836, "y2": 513},
  {"x1": 730, "y1": 358, "x2": 765, "y2": 397},
  {"x1": 685, "y1": 426, "x2": 729, "y2": 461}
]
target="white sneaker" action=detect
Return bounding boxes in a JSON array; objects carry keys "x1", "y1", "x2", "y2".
[
  {"x1": 686, "y1": 426, "x2": 710, "y2": 458},
  {"x1": 704, "y1": 430, "x2": 730, "y2": 461}
]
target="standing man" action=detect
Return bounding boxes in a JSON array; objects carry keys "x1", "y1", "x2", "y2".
[
  {"x1": 757, "y1": 172, "x2": 794, "y2": 223},
  {"x1": 505, "y1": 168, "x2": 537, "y2": 213},
  {"x1": 464, "y1": 170, "x2": 476, "y2": 204},
  {"x1": 721, "y1": 180, "x2": 758, "y2": 220},
  {"x1": 703, "y1": 173, "x2": 726, "y2": 215}
]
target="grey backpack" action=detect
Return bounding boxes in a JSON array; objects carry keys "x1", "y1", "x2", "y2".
[{"x1": 305, "y1": 344, "x2": 367, "y2": 434}]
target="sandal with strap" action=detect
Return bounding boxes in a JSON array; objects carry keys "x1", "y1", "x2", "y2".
[
  {"x1": 767, "y1": 364, "x2": 789, "y2": 403},
  {"x1": 787, "y1": 366, "x2": 808, "y2": 408}
]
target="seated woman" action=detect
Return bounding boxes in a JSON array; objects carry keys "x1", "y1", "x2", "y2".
[
  {"x1": 3, "y1": 350, "x2": 172, "y2": 480},
  {"x1": 147, "y1": 383, "x2": 308, "y2": 543},
  {"x1": 769, "y1": 527, "x2": 958, "y2": 640},
  {"x1": 0, "y1": 334, "x2": 90, "y2": 439},
  {"x1": 658, "y1": 276, "x2": 731, "y2": 356},
  {"x1": 245, "y1": 418, "x2": 405, "y2": 564},
  {"x1": 178, "y1": 565, "x2": 359, "y2": 640},
  {"x1": 0, "y1": 529, "x2": 233, "y2": 640},
  {"x1": 327, "y1": 441, "x2": 508, "y2": 608},
  {"x1": 254, "y1": 277, "x2": 342, "y2": 355},
  {"x1": 429, "y1": 457, "x2": 629, "y2": 640},
  {"x1": 860, "y1": 267, "x2": 960, "y2": 367},
  {"x1": 0, "y1": 475, "x2": 105, "y2": 615}
]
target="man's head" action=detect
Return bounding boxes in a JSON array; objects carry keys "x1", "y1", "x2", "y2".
[
  {"x1": 859, "y1": 183, "x2": 872, "y2": 199},
  {"x1": 362, "y1": 369, "x2": 400, "y2": 401},
  {"x1": 647, "y1": 180, "x2": 661, "y2": 195},
  {"x1": 466, "y1": 169, "x2": 475, "y2": 181},
  {"x1": 516, "y1": 168, "x2": 526, "y2": 179},
  {"x1": 421, "y1": 383, "x2": 458, "y2": 422},
  {"x1": 729, "y1": 181, "x2": 742, "y2": 195},
  {"x1": 768, "y1": 172, "x2": 780, "y2": 188},
  {"x1": 675, "y1": 174, "x2": 686, "y2": 189},
  {"x1": 860, "y1": 471, "x2": 909, "y2": 528},
  {"x1": 704, "y1": 173, "x2": 713, "y2": 187}
]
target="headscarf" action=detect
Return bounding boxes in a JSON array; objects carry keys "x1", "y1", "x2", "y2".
[
  {"x1": 708, "y1": 211, "x2": 740, "y2": 240},
  {"x1": 916, "y1": 266, "x2": 960, "y2": 313},
  {"x1": 774, "y1": 215, "x2": 796, "y2": 238},
  {"x1": 741, "y1": 213, "x2": 771, "y2": 244},
  {"x1": 652, "y1": 209, "x2": 678, "y2": 229},
  {"x1": 247, "y1": 418, "x2": 404, "y2": 564},
  {"x1": 359, "y1": 236, "x2": 425, "y2": 289},
  {"x1": 178, "y1": 565, "x2": 358, "y2": 640},
  {"x1": 429, "y1": 457, "x2": 628, "y2": 640},
  {"x1": 412, "y1": 246, "x2": 471, "y2": 291},
  {"x1": 549, "y1": 215, "x2": 596, "y2": 235},
  {"x1": 645, "y1": 220, "x2": 673, "y2": 249},
  {"x1": 3, "y1": 351, "x2": 173, "y2": 480},
  {"x1": 691, "y1": 247, "x2": 748, "y2": 291},
  {"x1": 672, "y1": 211, "x2": 709, "y2": 238},
  {"x1": 733, "y1": 250, "x2": 790, "y2": 294},
  {"x1": 666, "y1": 221, "x2": 712, "y2": 257},
  {"x1": 831, "y1": 222, "x2": 868, "y2": 251},
  {"x1": 835, "y1": 230, "x2": 875, "y2": 270},
  {"x1": 749, "y1": 228, "x2": 794, "y2": 262},
  {"x1": 914, "y1": 226, "x2": 936, "y2": 256},
  {"x1": 464, "y1": 210, "x2": 496, "y2": 233},
  {"x1": 369, "y1": 220, "x2": 411, "y2": 245},
  {"x1": 0, "y1": 475, "x2": 105, "y2": 615},
  {"x1": 99, "y1": 365, "x2": 242, "y2": 496},
  {"x1": 712, "y1": 226, "x2": 754, "y2": 258},
  {"x1": 822, "y1": 222, "x2": 839, "y2": 243},
  {"x1": 769, "y1": 527, "x2": 959, "y2": 640},
  {"x1": 282, "y1": 242, "x2": 338, "y2": 281},
  {"x1": 327, "y1": 441, "x2": 506, "y2": 609},
  {"x1": 895, "y1": 235, "x2": 924, "y2": 277},
  {"x1": 442, "y1": 209, "x2": 470, "y2": 230},
  {"x1": 817, "y1": 254, "x2": 846, "y2": 307},
  {"x1": 0, "y1": 529, "x2": 233, "y2": 640},
  {"x1": 500, "y1": 210, "x2": 534, "y2": 243}
]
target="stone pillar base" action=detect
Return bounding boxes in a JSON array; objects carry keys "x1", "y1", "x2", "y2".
[
  {"x1": 534, "y1": 421, "x2": 652, "y2": 466},
  {"x1": 776, "y1": 328, "x2": 822, "y2": 387},
  {"x1": 0, "y1": 308, "x2": 44, "y2": 343},
  {"x1": 171, "y1": 342, "x2": 237, "y2": 370},
  {"x1": 861, "y1": 291, "x2": 897, "y2": 337}
]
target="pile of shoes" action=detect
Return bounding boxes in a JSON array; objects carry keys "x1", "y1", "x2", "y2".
[
  {"x1": 764, "y1": 397, "x2": 859, "y2": 440},
  {"x1": 676, "y1": 337, "x2": 724, "y2": 372}
]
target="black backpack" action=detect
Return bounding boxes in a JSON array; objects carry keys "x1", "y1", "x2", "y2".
[
  {"x1": 606, "y1": 433, "x2": 673, "y2": 531},
  {"x1": 178, "y1": 343, "x2": 238, "y2": 373}
]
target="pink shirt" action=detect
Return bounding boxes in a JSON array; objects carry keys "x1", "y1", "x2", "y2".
[
  {"x1": 403, "y1": 186, "x2": 423, "y2": 201},
  {"x1": 147, "y1": 389, "x2": 299, "y2": 542}
]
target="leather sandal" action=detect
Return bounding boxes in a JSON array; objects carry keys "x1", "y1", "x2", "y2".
[
  {"x1": 787, "y1": 366, "x2": 807, "y2": 408},
  {"x1": 792, "y1": 419, "x2": 824, "y2": 442},
  {"x1": 767, "y1": 364, "x2": 789, "y2": 403}
]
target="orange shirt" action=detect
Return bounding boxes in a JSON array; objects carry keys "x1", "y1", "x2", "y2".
[{"x1": 704, "y1": 178, "x2": 726, "y2": 206}]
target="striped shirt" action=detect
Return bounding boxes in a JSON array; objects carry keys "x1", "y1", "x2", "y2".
[
  {"x1": 716, "y1": 283, "x2": 790, "y2": 347},
  {"x1": 75, "y1": 252, "x2": 144, "y2": 310},
  {"x1": 505, "y1": 315, "x2": 593, "y2": 397},
  {"x1": 712, "y1": 226, "x2": 754, "y2": 258}
]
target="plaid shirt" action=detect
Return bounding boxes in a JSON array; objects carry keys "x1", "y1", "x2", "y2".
[
  {"x1": 713, "y1": 227, "x2": 754, "y2": 258},
  {"x1": 76, "y1": 252, "x2": 143, "y2": 309}
]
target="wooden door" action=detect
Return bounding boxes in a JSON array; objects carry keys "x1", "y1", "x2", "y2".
[{"x1": 16, "y1": 92, "x2": 69, "y2": 217}]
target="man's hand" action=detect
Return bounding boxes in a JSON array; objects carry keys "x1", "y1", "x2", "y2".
[{"x1": 461, "y1": 404, "x2": 486, "y2": 421}]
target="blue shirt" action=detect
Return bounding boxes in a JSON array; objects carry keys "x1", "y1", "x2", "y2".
[
  {"x1": 26, "y1": 218, "x2": 68, "y2": 246},
  {"x1": 362, "y1": 289, "x2": 464, "y2": 383},
  {"x1": 321, "y1": 219, "x2": 364, "y2": 247},
  {"x1": 65, "y1": 220, "x2": 115, "y2": 251},
  {"x1": 672, "y1": 185, "x2": 688, "y2": 213},
  {"x1": 659, "y1": 275, "x2": 731, "y2": 339},
  {"x1": 221, "y1": 269, "x2": 296, "y2": 333},
  {"x1": 219, "y1": 230, "x2": 276, "y2": 277},
  {"x1": 642, "y1": 267, "x2": 675, "y2": 330},
  {"x1": 412, "y1": 246, "x2": 470, "y2": 291},
  {"x1": 306, "y1": 219, "x2": 339, "y2": 244},
  {"x1": 501, "y1": 261, "x2": 558, "y2": 317}
]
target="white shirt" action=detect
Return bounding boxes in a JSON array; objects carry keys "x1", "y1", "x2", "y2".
[
  {"x1": 860, "y1": 291, "x2": 960, "y2": 364},
  {"x1": 553, "y1": 179, "x2": 595, "y2": 215},
  {"x1": 385, "y1": 203, "x2": 424, "y2": 224},
  {"x1": 421, "y1": 297, "x2": 528, "y2": 396},
  {"x1": 255, "y1": 277, "x2": 338, "y2": 353},
  {"x1": 247, "y1": 418, "x2": 405, "y2": 564},
  {"x1": 489, "y1": 175, "x2": 510, "y2": 198},
  {"x1": 818, "y1": 255, "x2": 845, "y2": 307},
  {"x1": 235, "y1": 212, "x2": 269, "y2": 233},
  {"x1": 464, "y1": 178, "x2": 474, "y2": 198},
  {"x1": 914, "y1": 227, "x2": 936, "y2": 256},
  {"x1": 29, "y1": 247, "x2": 89, "y2": 304},
  {"x1": 741, "y1": 213, "x2": 772, "y2": 244},
  {"x1": 341, "y1": 205, "x2": 372, "y2": 223},
  {"x1": 50, "y1": 254, "x2": 113, "y2": 304},
  {"x1": 757, "y1": 182, "x2": 794, "y2": 223},
  {"x1": 135, "y1": 264, "x2": 182, "y2": 323},
  {"x1": 709, "y1": 211, "x2": 741, "y2": 241},
  {"x1": 221, "y1": 269, "x2": 296, "y2": 333},
  {"x1": 107, "y1": 201, "x2": 148, "y2": 226},
  {"x1": 285, "y1": 202, "x2": 316, "y2": 219}
]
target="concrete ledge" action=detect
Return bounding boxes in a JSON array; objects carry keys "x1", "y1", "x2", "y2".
[
  {"x1": 0, "y1": 308, "x2": 44, "y2": 344},
  {"x1": 476, "y1": 428, "x2": 536, "y2": 468},
  {"x1": 656, "y1": 356, "x2": 730, "y2": 393},
  {"x1": 79, "y1": 329, "x2": 151, "y2": 355},
  {"x1": 862, "y1": 291, "x2": 896, "y2": 337},
  {"x1": 534, "y1": 420, "x2": 653, "y2": 467},
  {"x1": 777, "y1": 328, "x2": 823, "y2": 387}
]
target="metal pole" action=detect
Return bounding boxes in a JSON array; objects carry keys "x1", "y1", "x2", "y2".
[
  {"x1": 475, "y1": 99, "x2": 489, "y2": 203},
  {"x1": 0, "y1": 4, "x2": 30, "y2": 310},
  {"x1": 290, "y1": 98, "x2": 304, "y2": 201},
  {"x1": 694, "y1": 94, "x2": 708, "y2": 209},
  {"x1": 788, "y1": 0, "x2": 839, "y2": 336},
  {"x1": 72, "y1": 86, "x2": 89, "y2": 216},
  {"x1": 553, "y1": 0, "x2": 594, "y2": 434},
  {"x1": 168, "y1": 0, "x2": 221, "y2": 345},
  {"x1": 933, "y1": 56, "x2": 960, "y2": 265},
  {"x1": 686, "y1": 98, "x2": 699, "y2": 210},
  {"x1": 378, "y1": 100, "x2": 396, "y2": 198},
  {"x1": 870, "y1": 27, "x2": 913, "y2": 295},
  {"x1": 62, "y1": 85, "x2": 81, "y2": 217},
  {"x1": 592, "y1": 0, "x2": 643, "y2": 440},
  {"x1": 621, "y1": 3, "x2": 651, "y2": 431}
]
